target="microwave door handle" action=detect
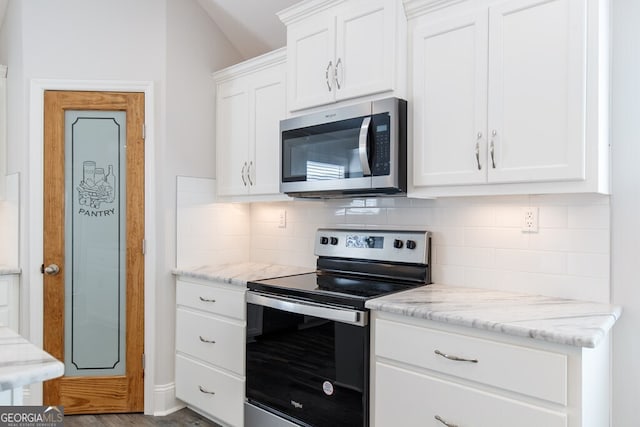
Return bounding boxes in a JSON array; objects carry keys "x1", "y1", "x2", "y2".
[{"x1": 358, "y1": 117, "x2": 372, "y2": 176}]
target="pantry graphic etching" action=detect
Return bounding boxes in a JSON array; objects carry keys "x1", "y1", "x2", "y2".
[{"x1": 77, "y1": 160, "x2": 116, "y2": 213}]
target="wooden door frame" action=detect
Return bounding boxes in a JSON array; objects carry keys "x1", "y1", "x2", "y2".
[{"x1": 27, "y1": 79, "x2": 156, "y2": 413}]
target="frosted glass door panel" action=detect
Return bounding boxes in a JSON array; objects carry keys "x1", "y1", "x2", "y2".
[{"x1": 64, "y1": 111, "x2": 126, "y2": 376}]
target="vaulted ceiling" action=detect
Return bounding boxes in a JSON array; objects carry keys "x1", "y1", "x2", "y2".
[
  {"x1": 0, "y1": 0, "x2": 298, "y2": 61},
  {"x1": 196, "y1": 0, "x2": 298, "y2": 59}
]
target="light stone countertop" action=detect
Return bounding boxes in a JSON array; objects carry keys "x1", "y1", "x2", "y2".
[
  {"x1": 0, "y1": 266, "x2": 21, "y2": 275},
  {"x1": 365, "y1": 284, "x2": 621, "y2": 348},
  {"x1": 173, "y1": 262, "x2": 314, "y2": 287},
  {"x1": 0, "y1": 327, "x2": 64, "y2": 391}
]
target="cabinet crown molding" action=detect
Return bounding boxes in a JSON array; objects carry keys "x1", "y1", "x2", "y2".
[
  {"x1": 212, "y1": 48, "x2": 285, "y2": 83},
  {"x1": 403, "y1": 0, "x2": 466, "y2": 18},
  {"x1": 277, "y1": 0, "x2": 344, "y2": 25}
]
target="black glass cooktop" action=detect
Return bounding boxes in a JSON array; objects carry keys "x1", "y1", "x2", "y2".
[{"x1": 248, "y1": 272, "x2": 420, "y2": 310}]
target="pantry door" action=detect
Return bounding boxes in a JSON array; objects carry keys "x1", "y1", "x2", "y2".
[{"x1": 42, "y1": 91, "x2": 145, "y2": 414}]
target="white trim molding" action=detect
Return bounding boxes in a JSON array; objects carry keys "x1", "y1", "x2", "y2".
[
  {"x1": 152, "y1": 382, "x2": 184, "y2": 416},
  {"x1": 28, "y1": 79, "x2": 157, "y2": 414}
]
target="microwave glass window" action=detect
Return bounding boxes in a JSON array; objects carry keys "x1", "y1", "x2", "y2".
[{"x1": 283, "y1": 117, "x2": 366, "y2": 182}]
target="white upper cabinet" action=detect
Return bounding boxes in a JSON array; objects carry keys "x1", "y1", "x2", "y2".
[
  {"x1": 280, "y1": 0, "x2": 407, "y2": 112},
  {"x1": 412, "y1": 9, "x2": 488, "y2": 186},
  {"x1": 408, "y1": 0, "x2": 609, "y2": 197},
  {"x1": 214, "y1": 49, "x2": 288, "y2": 199}
]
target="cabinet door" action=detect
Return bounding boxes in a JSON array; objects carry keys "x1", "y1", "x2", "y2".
[
  {"x1": 287, "y1": 11, "x2": 336, "y2": 111},
  {"x1": 487, "y1": 0, "x2": 586, "y2": 183},
  {"x1": 335, "y1": 0, "x2": 395, "y2": 101},
  {"x1": 412, "y1": 10, "x2": 488, "y2": 186},
  {"x1": 374, "y1": 362, "x2": 567, "y2": 427},
  {"x1": 249, "y1": 62, "x2": 286, "y2": 195},
  {"x1": 216, "y1": 79, "x2": 250, "y2": 196}
]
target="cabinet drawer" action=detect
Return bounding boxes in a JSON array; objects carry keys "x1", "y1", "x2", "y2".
[
  {"x1": 177, "y1": 280, "x2": 245, "y2": 320},
  {"x1": 176, "y1": 309, "x2": 244, "y2": 375},
  {"x1": 375, "y1": 319, "x2": 567, "y2": 405},
  {"x1": 375, "y1": 362, "x2": 567, "y2": 427},
  {"x1": 176, "y1": 355, "x2": 244, "y2": 427}
]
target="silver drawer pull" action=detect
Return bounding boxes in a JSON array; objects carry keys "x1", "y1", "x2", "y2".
[
  {"x1": 435, "y1": 415, "x2": 458, "y2": 427},
  {"x1": 199, "y1": 296, "x2": 216, "y2": 303},
  {"x1": 435, "y1": 349, "x2": 478, "y2": 363},
  {"x1": 199, "y1": 336, "x2": 216, "y2": 344},
  {"x1": 198, "y1": 385, "x2": 215, "y2": 395}
]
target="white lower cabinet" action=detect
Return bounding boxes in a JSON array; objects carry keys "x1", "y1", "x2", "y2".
[
  {"x1": 371, "y1": 312, "x2": 611, "y2": 427},
  {"x1": 375, "y1": 362, "x2": 566, "y2": 427},
  {"x1": 175, "y1": 278, "x2": 246, "y2": 427}
]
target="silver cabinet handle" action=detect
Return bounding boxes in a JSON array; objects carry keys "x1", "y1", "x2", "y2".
[
  {"x1": 325, "y1": 60, "x2": 333, "y2": 92},
  {"x1": 475, "y1": 132, "x2": 482, "y2": 171},
  {"x1": 334, "y1": 57, "x2": 342, "y2": 90},
  {"x1": 435, "y1": 415, "x2": 458, "y2": 427},
  {"x1": 241, "y1": 162, "x2": 247, "y2": 186},
  {"x1": 247, "y1": 161, "x2": 254, "y2": 186},
  {"x1": 490, "y1": 129, "x2": 497, "y2": 168},
  {"x1": 199, "y1": 296, "x2": 216, "y2": 303},
  {"x1": 358, "y1": 117, "x2": 372, "y2": 176},
  {"x1": 43, "y1": 264, "x2": 60, "y2": 275},
  {"x1": 199, "y1": 336, "x2": 216, "y2": 344},
  {"x1": 435, "y1": 349, "x2": 478, "y2": 363},
  {"x1": 198, "y1": 385, "x2": 215, "y2": 395}
]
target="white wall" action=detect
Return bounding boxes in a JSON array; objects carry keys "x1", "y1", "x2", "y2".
[
  {"x1": 0, "y1": 0, "x2": 241, "y2": 413},
  {"x1": 610, "y1": 1, "x2": 640, "y2": 425}
]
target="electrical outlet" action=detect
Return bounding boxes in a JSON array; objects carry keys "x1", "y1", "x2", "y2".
[
  {"x1": 278, "y1": 210, "x2": 287, "y2": 228},
  {"x1": 521, "y1": 207, "x2": 539, "y2": 233}
]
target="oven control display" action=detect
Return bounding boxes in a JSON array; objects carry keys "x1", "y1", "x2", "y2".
[{"x1": 346, "y1": 235, "x2": 384, "y2": 249}]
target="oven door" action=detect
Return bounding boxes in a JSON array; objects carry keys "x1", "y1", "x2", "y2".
[{"x1": 246, "y1": 292, "x2": 369, "y2": 427}]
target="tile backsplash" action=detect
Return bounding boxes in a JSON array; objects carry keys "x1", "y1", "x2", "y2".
[{"x1": 176, "y1": 177, "x2": 610, "y2": 303}]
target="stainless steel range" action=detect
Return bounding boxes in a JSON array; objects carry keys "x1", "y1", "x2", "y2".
[{"x1": 245, "y1": 228, "x2": 431, "y2": 427}]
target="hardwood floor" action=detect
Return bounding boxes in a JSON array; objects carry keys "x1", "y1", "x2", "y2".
[{"x1": 63, "y1": 408, "x2": 221, "y2": 427}]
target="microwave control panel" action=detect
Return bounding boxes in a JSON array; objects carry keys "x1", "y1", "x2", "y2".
[{"x1": 371, "y1": 113, "x2": 391, "y2": 176}]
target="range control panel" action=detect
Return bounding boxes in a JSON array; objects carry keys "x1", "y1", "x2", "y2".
[{"x1": 315, "y1": 228, "x2": 430, "y2": 265}]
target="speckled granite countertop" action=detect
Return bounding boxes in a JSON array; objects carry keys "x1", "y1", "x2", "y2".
[
  {"x1": 0, "y1": 266, "x2": 21, "y2": 275},
  {"x1": 0, "y1": 327, "x2": 64, "y2": 391},
  {"x1": 366, "y1": 284, "x2": 621, "y2": 348},
  {"x1": 173, "y1": 262, "x2": 314, "y2": 287}
]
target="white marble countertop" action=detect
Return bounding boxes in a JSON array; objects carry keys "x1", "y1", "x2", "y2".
[
  {"x1": 366, "y1": 284, "x2": 621, "y2": 348},
  {"x1": 173, "y1": 262, "x2": 314, "y2": 287},
  {"x1": 0, "y1": 266, "x2": 21, "y2": 275},
  {"x1": 0, "y1": 327, "x2": 64, "y2": 391}
]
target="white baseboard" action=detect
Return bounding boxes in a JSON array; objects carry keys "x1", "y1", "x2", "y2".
[{"x1": 152, "y1": 382, "x2": 185, "y2": 416}]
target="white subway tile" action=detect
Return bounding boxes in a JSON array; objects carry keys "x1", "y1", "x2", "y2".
[
  {"x1": 495, "y1": 249, "x2": 567, "y2": 275},
  {"x1": 568, "y1": 253, "x2": 610, "y2": 278},
  {"x1": 568, "y1": 205, "x2": 610, "y2": 229},
  {"x1": 464, "y1": 227, "x2": 529, "y2": 249}
]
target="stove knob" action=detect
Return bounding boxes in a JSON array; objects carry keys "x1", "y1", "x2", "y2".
[
  {"x1": 393, "y1": 239, "x2": 403, "y2": 249},
  {"x1": 320, "y1": 236, "x2": 329, "y2": 245},
  {"x1": 330, "y1": 237, "x2": 339, "y2": 245},
  {"x1": 406, "y1": 240, "x2": 417, "y2": 250}
]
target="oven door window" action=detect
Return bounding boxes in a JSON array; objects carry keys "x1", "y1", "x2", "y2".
[{"x1": 247, "y1": 303, "x2": 368, "y2": 427}]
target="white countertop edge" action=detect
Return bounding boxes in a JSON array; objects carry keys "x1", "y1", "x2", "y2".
[
  {"x1": 0, "y1": 266, "x2": 21, "y2": 275},
  {"x1": 0, "y1": 360, "x2": 64, "y2": 391},
  {"x1": 173, "y1": 263, "x2": 314, "y2": 287},
  {"x1": 366, "y1": 284, "x2": 622, "y2": 349}
]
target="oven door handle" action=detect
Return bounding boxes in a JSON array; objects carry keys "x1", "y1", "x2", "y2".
[{"x1": 247, "y1": 292, "x2": 368, "y2": 327}]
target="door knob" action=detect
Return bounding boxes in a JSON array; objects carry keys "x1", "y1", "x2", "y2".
[{"x1": 43, "y1": 264, "x2": 60, "y2": 275}]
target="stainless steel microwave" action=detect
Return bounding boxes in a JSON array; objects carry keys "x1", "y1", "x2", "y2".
[{"x1": 280, "y1": 97, "x2": 407, "y2": 198}]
